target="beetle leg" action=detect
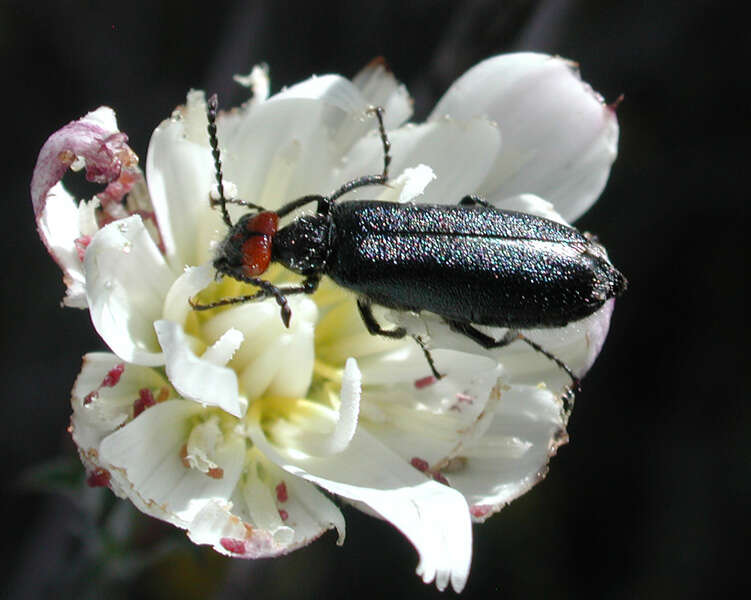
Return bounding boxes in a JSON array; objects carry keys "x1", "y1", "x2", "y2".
[
  {"x1": 190, "y1": 275, "x2": 321, "y2": 326},
  {"x1": 327, "y1": 106, "x2": 392, "y2": 205},
  {"x1": 356, "y1": 298, "x2": 406, "y2": 338},
  {"x1": 445, "y1": 320, "x2": 580, "y2": 389},
  {"x1": 412, "y1": 334, "x2": 443, "y2": 380},
  {"x1": 445, "y1": 320, "x2": 518, "y2": 348},
  {"x1": 357, "y1": 299, "x2": 443, "y2": 379},
  {"x1": 459, "y1": 195, "x2": 491, "y2": 208}
]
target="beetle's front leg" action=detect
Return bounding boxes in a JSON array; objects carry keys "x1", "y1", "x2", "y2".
[
  {"x1": 357, "y1": 299, "x2": 443, "y2": 379},
  {"x1": 190, "y1": 275, "x2": 320, "y2": 327}
]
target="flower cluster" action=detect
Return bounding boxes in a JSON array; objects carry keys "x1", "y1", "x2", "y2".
[{"x1": 31, "y1": 54, "x2": 618, "y2": 591}]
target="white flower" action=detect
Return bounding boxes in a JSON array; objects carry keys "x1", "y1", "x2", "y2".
[{"x1": 31, "y1": 53, "x2": 619, "y2": 592}]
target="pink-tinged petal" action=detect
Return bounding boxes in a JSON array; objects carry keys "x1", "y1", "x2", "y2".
[
  {"x1": 31, "y1": 106, "x2": 142, "y2": 227},
  {"x1": 98, "y1": 400, "x2": 245, "y2": 526},
  {"x1": 84, "y1": 216, "x2": 172, "y2": 366},
  {"x1": 445, "y1": 384, "x2": 567, "y2": 521},
  {"x1": 338, "y1": 118, "x2": 500, "y2": 205},
  {"x1": 154, "y1": 319, "x2": 246, "y2": 418},
  {"x1": 351, "y1": 58, "x2": 413, "y2": 128},
  {"x1": 430, "y1": 53, "x2": 618, "y2": 222},
  {"x1": 145, "y1": 94, "x2": 219, "y2": 269},
  {"x1": 247, "y1": 421, "x2": 472, "y2": 592}
]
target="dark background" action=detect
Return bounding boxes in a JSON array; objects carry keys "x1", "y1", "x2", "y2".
[{"x1": 1, "y1": 1, "x2": 746, "y2": 598}]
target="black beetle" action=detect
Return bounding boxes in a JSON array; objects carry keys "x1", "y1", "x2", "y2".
[{"x1": 192, "y1": 95, "x2": 626, "y2": 388}]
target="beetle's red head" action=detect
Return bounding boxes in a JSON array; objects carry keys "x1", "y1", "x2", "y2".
[{"x1": 215, "y1": 211, "x2": 279, "y2": 280}]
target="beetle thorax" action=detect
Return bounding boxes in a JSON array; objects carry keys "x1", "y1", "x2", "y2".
[{"x1": 272, "y1": 213, "x2": 331, "y2": 275}]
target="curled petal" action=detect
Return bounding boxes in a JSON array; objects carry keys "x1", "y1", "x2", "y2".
[
  {"x1": 430, "y1": 53, "x2": 618, "y2": 221},
  {"x1": 154, "y1": 319, "x2": 246, "y2": 418},
  {"x1": 85, "y1": 216, "x2": 172, "y2": 365},
  {"x1": 31, "y1": 107, "x2": 125, "y2": 217}
]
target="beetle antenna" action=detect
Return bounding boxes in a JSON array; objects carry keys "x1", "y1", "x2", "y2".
[
  {"x1": 207, "y1": 94, "x2": 233, "y2": 228},
  {"x1": 368, "y1": 105, "x2": 391, "y2": 181}
]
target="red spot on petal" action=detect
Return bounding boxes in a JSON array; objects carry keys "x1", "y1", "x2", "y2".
[
  {"x1": 410, "y1": 457, "x2": 430, "y2": 472},
  {"x1": 87, "y1": 467, "x2": 111, "y2": 487},
  {"x1": 414, "y1": 375, "x2": 436, "y2": 389},
  {"x1": 101, "y1": 363, "x2": 124, "y2": 387},
  {"x1": 276, "y1": 481, "x2": 288, "y2": 503},
  {"x1": 133, "y1": 388, "x2": 155, "y2": 417},
  {"x1": 432, "y1": 471, "x2": 449, "y2": 486},
  {"x1": 470, "y1": 505, "x2": 493, "y2": 519},
  {"x1": 455, "y1": 393, "x2": 473, "y2": 404},
  {"x1": 208, "y1": 467, "x2": 224, "y2": 479},
  {"x1": 220, "y1": 538, "x2": 246, "y2": 554},
  {"x1": 278, "y1": 509, "x2": 289, "y2": 521},
  {"x1": 83, "y1": 391, "x2": 98, "y2": 405},
  {"x1": 180, "y1": 444, "x2": 190, "y2": 468}
]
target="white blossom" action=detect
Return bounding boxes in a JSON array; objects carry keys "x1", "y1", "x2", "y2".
[{"x1": 31, "y1": 53, "x2": 619, "y2": 592}]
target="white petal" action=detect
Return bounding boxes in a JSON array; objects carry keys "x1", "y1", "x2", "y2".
[
  {"x1": 444, "y1": 384, "x2": 566, "y2": 521},
  {"x1": 36, "y1": 183, "x2": 87, "y2": 307},
  {"x1": 351, "y1": 58, "x2": 413, "y2": 128},
  {"x1": 70, "y1": 352, "x2": 169, "y2": 451},
  {"x1": 430, "y1": 53, "x2": 618, "y2": 221},
  {"x1": 162, "y1": 262, "x2": 214, "y2": 325},
  {"x1": 493, "y1": 193, "x2": 568, "y2": 224},
  {"x1": 84, "y1": 216, "x2": 172, "y2": 365},
  {"x1": 233, "y1": 64, "x2": 270, "y2": 103},
  {"x1": 99, "y1": 400, "x2": 245, "y2": 525},
  {"x1": 146, "y1": 104, "x2": 219, "y2": 270},
  {"x1": 357, "y1": 349, "x2": 500, "y2": 465},
  {"x1": 220, "y1": 83, "x2": 385, "y2": 208},
  {"x1": 248, "y1": 421, "x2": 472, "y2": 592},
  {"x1": 201, "y1": 296, "x2": 317, "y2": 401},
  {"x1": 154, "y1": 319, "x2": 246, "y2": 418},
  {"x1": 338, "y1": 118, "x2": 501, "y2": 205},
  {"x1": 272, "y1": 74, "x2": 368, "y2": 113},
  {"x1": 392, "y1": 165, "x2": 436, "y2": 203}
]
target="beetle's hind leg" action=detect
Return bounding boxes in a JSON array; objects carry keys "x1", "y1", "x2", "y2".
[
  {"x1": 444, "y1": 320, "x2": 580, "y2": 390},
  {"x1": 356, "y1": 299, "x2": 443, "y2": 379}
]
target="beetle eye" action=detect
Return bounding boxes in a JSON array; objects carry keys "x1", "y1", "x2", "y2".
[{"x1": 240, "y1": 235, "x2": 273, "y2": 277}]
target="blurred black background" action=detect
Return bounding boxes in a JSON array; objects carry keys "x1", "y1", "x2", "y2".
[{"x1": 1, "y1": 1, "x2": 747, "y2": 598}]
